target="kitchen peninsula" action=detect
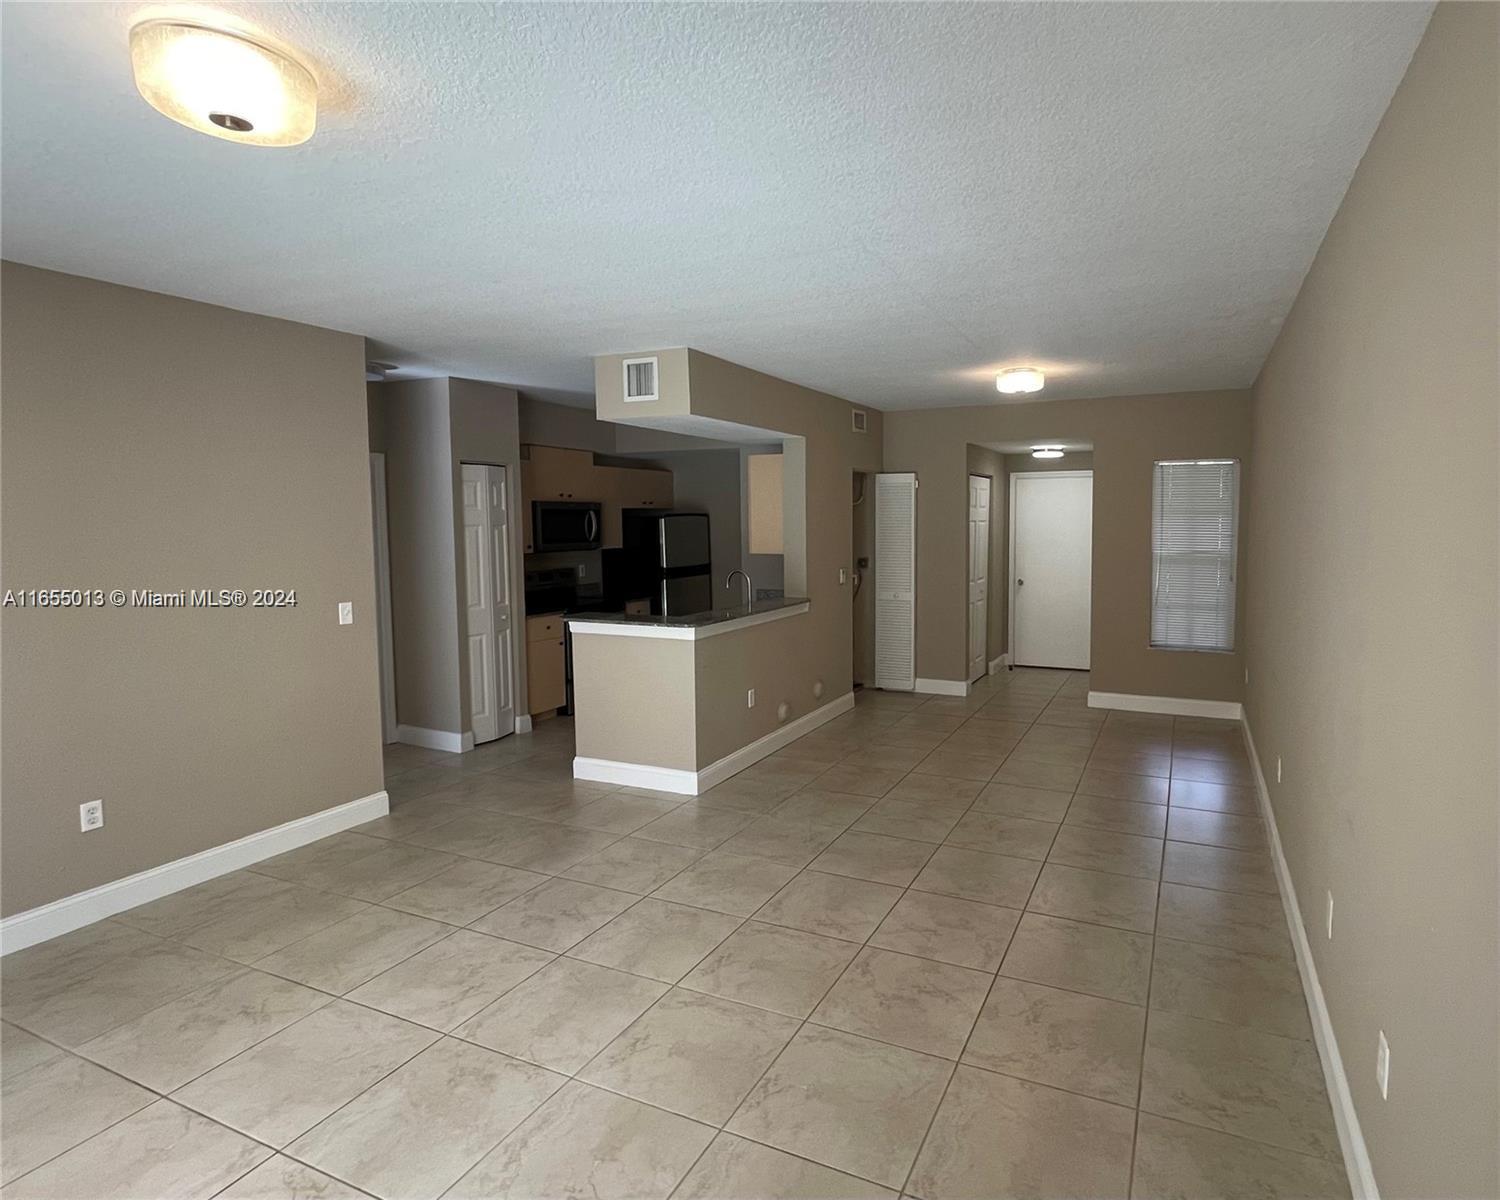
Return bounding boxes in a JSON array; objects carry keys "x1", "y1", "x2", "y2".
[{"x1": 567, "y1": 596, "x2": 854, "y2": 794}]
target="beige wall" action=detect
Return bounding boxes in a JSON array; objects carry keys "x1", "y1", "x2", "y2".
[
  {"x1": 1, "y1": 263, "x2": 383, "y2": 916},
  {"x1": 1245, "y1": 5, "x2": 1498, "y2": 1194},
  {"x1": 570, "y1": 633, "x2": 697, "y2": 770},
  {"x1": 884, "y1": 392, "x2": 1250, "y2": 698},
  {"x1": 376, "y1": 378, "x2": 529, "y2": 734},
  {"x1": 687, "y1": 353, "x2": 883, "y2": 737},
  {"x1": 378, "y1": 379, "x2": 464, "y2": 734}
]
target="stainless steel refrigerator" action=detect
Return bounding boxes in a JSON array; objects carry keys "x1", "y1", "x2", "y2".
[{"x1": 620, "y1": 510, "x2": 713, "y2": 616}]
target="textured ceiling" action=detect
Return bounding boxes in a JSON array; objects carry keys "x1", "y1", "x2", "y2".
[{"x1": 1, "y1": 2, "x2": 1430, "y2": 409}]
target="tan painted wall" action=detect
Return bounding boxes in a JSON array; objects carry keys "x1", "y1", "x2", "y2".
[
  {"x1": 1, "y1": 263, "x2": 383, "y2": 916},
  {"x1": 570, "y1": 633, "x2": 697, "y2": 770},
  {"x1": 378, "y1": 379, "x2": 464, "y2": 734},
  {"x1": 884, "y1": 391, "x2": 1250, "y2": 697},
  {"x1": 1244, "y1": 5, "x2": 1498, "y2": 1194},
  {"x1": 693, "y1": 612, "x2": 823, "y2": 766}
]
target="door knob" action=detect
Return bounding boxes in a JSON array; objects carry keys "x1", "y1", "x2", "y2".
[{"x1": 1017, "y1": 579, "x2": 1025, "y2": 586}]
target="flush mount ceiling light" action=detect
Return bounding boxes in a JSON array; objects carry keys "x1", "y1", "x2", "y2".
[
  {"x1": 996, "y1": 367, "x2": 1045, "y2": 395},
  {"x1": 1031, "y1": 446, "x2": 1065, "y2": 459},
  {"x1": 129, "y1": 21, "x2": 317, "y2": 146}
]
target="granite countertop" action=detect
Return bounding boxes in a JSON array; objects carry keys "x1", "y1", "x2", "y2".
[{"x1": 565, "y1": 596, "x2": 810, "y2": 630}]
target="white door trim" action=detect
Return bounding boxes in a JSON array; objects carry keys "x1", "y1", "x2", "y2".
[
  {"x1": 1008, "y1": 470, "x2": 1093, "y2": 670},
  {"x1": 369, "y1": 453, "x2": 398, "y2": 744},
  {"x1": 0, "y1": 790, "x2": 390, "y2": 954}
]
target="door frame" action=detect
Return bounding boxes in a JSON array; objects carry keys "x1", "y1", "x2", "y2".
[
  {"x1": 967, "y1": 473, "x2": 992, "y2": 684},
  {"x1": 1008, "y1": 470, "x2": 1094, "y2": 669},
  {"x1": 369, "y1": 453, "x2": 398, "y2": 744}
]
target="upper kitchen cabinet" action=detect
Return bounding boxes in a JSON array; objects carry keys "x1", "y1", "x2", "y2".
[{"x1": 525, "y1": 445, "x2": 597, "y2": 500}]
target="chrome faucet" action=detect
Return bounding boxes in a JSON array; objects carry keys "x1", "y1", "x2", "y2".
[{"x1": 725, "y1": 569, "x2": 753, "y2": 608}]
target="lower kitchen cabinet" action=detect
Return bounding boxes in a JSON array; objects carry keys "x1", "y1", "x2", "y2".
[{"x1": 526, "y1": 615, "x2": 566, "y2": 715}]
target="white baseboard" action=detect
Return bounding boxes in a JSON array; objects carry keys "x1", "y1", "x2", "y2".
[
  {"x1": 987, "y1": 654, "x2": 1009, "y2": 675},
  {"x1": 915, "y1": 678, "x2": 971, "y2": 697},
  {"x1": 571, "y1": 757, "x2": 700, "y2": 795},
  {"x1": 514, "y1": 715, "x2": 533, "y2": 735},
  {"x1": 1242, "y1": 719, "x2": 1376, "y2": 1200},
  {"x1": 396, "y1": 724, "x2": 473, "y2": 753},
  {"x1": 573, "y1": 691, "x2": 857, "y2": 796},
  {"x1": 1087, "y1": 690, "x2": 1243, "y2": 720},
  {"x1": 0, "y1": 790, "x2": 390, "y2": 955}
]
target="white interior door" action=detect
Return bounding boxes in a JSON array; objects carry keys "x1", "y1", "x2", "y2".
[
  {"x1": 461, "y1": 464, "x2": 515, "y2": 744},
  {"x1": 370, "y1": 454, "x2": 397, "y2": 744},
  {"x1": 874, "y1": 473, "x2": 917, "y2": 691},
  {"x1": 967, "y1": 474, "x2": 991, "y2": 683},
  {"x1": 1010, "y1": 472, "x2": 1093, "y2": 670}
]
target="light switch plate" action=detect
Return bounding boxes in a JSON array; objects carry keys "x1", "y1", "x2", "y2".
[
  {"x1": 338, "y1": 601, "x2": 353, "y2": 625},
  {"x1": 747, "y1": 689, "x2": 756, "y2": 708}
]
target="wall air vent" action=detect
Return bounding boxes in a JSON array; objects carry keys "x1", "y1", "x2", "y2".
[
  {"x1": 851, "y1": 409, "x2": 868, "y2": 433},
  {"x1": 623, "y1": 356, "x2": 659, "y2": 403}
]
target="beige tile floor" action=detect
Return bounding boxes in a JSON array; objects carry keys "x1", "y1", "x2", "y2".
[{"x1": 0, "y1": 669, "x2": 1351, "y2": 1199}]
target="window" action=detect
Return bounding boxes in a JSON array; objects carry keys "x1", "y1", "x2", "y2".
[{"x1": 1151, "y1": 459, "x2": 1239, "y2": 652}]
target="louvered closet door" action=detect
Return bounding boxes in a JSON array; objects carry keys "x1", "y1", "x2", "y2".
[{"x1": 874, "y1": 473, "x2": 918, "y2": 691}]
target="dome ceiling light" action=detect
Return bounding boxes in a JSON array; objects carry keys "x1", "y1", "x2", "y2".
[
  {"x1": 996, "y1": 367, "x2": 1045, "y2": 395},
  {"x1": 1031, "y1": 446, "x2": 1065, "y2": 459},
  {"x1": 129, "y1": 21, "x2": 317, "y2": 147}
]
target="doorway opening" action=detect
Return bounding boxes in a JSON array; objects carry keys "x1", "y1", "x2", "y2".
[{"x1": 1009, "y1": 469, "x2": 1093, "y2": 669}]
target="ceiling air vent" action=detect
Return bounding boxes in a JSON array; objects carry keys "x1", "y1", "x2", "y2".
[
  {"x1": 623, "y1": 356, "x2": 659, "y2": 403},
  {"x1": 851, "y1": 409, "x2": 868, "y2": 433}
]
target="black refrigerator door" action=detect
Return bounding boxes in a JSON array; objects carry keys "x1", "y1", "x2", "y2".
[{"x1": 661, "y1": 572, "x2": 714, "y2": 616}]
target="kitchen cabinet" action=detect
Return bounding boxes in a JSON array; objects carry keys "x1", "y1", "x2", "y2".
[
  {"x1": 520, "y1": 447, "x2": 674, "y2": 553},
  {"x1": 525, "y1": 614, "x2": 566, "y2": 715},
  {"x1": 526, "y1": 446, "x2": 596, "y2": 501}
]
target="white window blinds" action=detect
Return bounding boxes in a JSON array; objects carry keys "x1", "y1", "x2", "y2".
[{"x1": 1151, "y1": 460, "x2": 1239, "y2": 652}]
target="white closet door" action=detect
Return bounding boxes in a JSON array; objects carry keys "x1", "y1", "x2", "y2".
[
  {"x1": 874, "y1": 472, "x2": 917, "y2": 691},
  {"x1": 462, "y1": 463, "x2": 515, "y2": 744},
  {"x1": 967, "y1": 474, "x2": 991, "y2": 683},
  {"x1": 462, "y1": 465, "x2": 499, "y2": 744}
]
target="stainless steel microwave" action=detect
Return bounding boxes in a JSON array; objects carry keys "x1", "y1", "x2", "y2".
[{"x1": 532, "y1": 501, "x2": 602, "y2": 552}]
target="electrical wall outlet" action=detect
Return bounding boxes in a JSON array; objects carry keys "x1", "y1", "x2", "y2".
[
  {"x1": 1276, "y1": 756, "x2": 1282, "y2": 784},
  {"x1": 839, "y1": 568, "x2": 847, "y2": 584},
  {"x1": 1244, "y1": 667, "x2": 1250, "y2": 685},
  {"x1": 576, "y1": 564, "x2": 586, "y2": 579},
  {"x1": 747, "y1": 689, "x2": 756, "y2": 708},
  {"x1": 338, "y1": 601, "x2": 354, "y2": 625},
  {"x1": 1376, "y1": 1030, "x2": 1390, "y2": 1099},
  {"x1": 79, "y1": 800, "x2": 103, "y2": 832},
  {"x1": 1326, "y1": 890, "x2": 1334, "y2": 939}
]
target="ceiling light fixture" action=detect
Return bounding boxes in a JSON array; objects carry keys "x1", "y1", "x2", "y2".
[
  {"x1": 996, "y1": 367, "x2": 1045, "y2": 395},
  {"x1": 129, "y1": 21, "x2": 317, "y2": 146},
  {"x1": 1031, "y1": 446, "x2": 1065, "y2": 459}
]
